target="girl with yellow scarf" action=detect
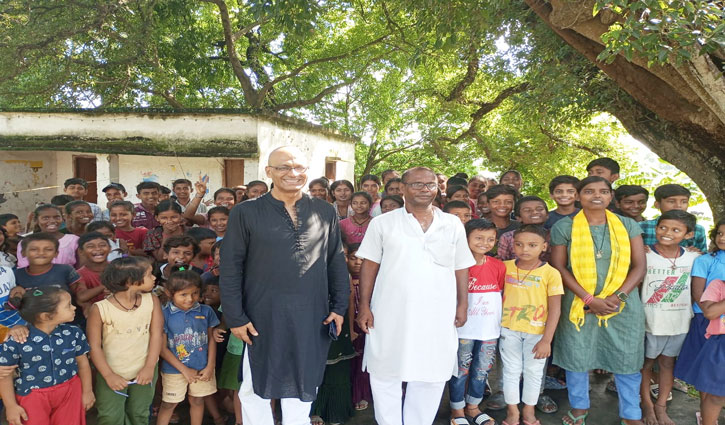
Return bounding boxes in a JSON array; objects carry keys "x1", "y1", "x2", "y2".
[{"x1": 550, "y1": 176, "x2": 647, "y2": 425}]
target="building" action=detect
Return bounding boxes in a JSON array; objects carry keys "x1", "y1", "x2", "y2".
[{"x1": 0, "y1": 110, "x2": 356, "y2": 218}]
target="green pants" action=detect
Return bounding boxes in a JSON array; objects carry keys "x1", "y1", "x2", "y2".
[{"x1": 94, "y1": 368, "x2": 157, "y2": 425}]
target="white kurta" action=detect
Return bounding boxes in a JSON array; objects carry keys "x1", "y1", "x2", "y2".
[{"x1": 356, "y1": 207, "x2": 475, "y2": 382}]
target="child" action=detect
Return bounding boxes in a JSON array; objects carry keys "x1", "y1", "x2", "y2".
[
  {"x1": 679, "y1": 278, "x2": 725, "y2": 425},
  {"x1": 143, "y1": 200, "x2": 185, "y2": 262},
  {"x1": 544, "y1": 175, "x2": 580, "y2": 230},
  {"x1": 183, "y1": 178, "x2": 237, "y2": 227},
  {"x1": 449, "y1": 219, "x2": 504, "y2": 425},
  {"x1": 309, "y1": 178, "x2": 330, "y2": 201},
  {"x1": 159, "y1": 236, "x2": 202, "y2": 281},
  {"x1": 133, "y1": 181, "x2": 162, "y2": 230},
  {"x1": 586, "y1": 157, "x2": 620, "y2": 184},
  {"x1": 347, "y1": 243, "x2": 372, "y2": 412},
  {"x1": 500, "y1": 225, "x2": 563, "y2": 425},
  {"x1": 485, "y1": 185, "x2": 521, "y2": 237},
  {"x1": 159, "y1": 186, "x2": 172, "y2": 202},
  {"x1": 101, "y1": 183, "x2": 127, "y2": 220},
  {"x1": 383, "y1": 177, "x2": 404, "y2": 197},
  {"x1": 87, "y1": 256, "x2": 163, "y2": 425},
  {"x1": 74, "y1": 232, "x2": 112, "y2": 317},
  {"x1": 16, "y1": 204, "x2": 79, "y2": 268},
  {"x1": 243, "y1": 180, "x2": 268, "y2": 201},
  {"x1": 172, "y1": 179, "x2": 207, "y2": 214},
  {"x1": 14, "y1": 233, "x2": 81, "y2": 293},
  {"x1": 87, "y1": 220, "x2": 127, "y2": 261},
  {"x1": 186, "y1": 227, "x2": 216, "y2": 272},
  {"x1": 3, "y1": 234, "x2": 22, "y2": 268},
  {"x1": 640, "y1": 184, "x2": 708, "y2": 252},
  {"x1": 0, "y1": 286, "x2": 94, "y2": 425},
  {"x1": 500, "y1": 170, "x2": 523, "y2": 193},
  {"x1": 0, "y1": 228, "x2": 17, "y2": 268},
  {"x1": 614, "y1": 185, "x2": 649, "y2": 222},
  {"x1": 0, "y1": 213, "x2": 22, "y2": 238},
  {"x1": 444, "y1": 200, "x2": 473, "y2": 225},
  {"x1": 64, "y1": 177, "x2": 103, "y2": 221},
  {"x1": 446, "y1": 185, "x2": 470, "y2": 204},
  {"x1": 675, "y1": 219, "x2": 725, "y2": 403},
  {"x1": 340, "y1": 192, "x2": 372, "y2": 245},
  {"x1": 477, "y1": 192, "x2": 492, "y2": 220},
  {"x1": 109, "y1": 200, "x2": 148, "y2": 256},
  {"x1": 640, "y1": 210, "x2": 700, "y2": 425},
  {"x1": 380, "y1": 195, "x2": 404, "y2": 214},
  {"x1": 0, "y1": 265, "x2": 23, "y2": 330},
  {"x1": 498, "y1": 196, "x2": 549, "y2": 262},
  {"x1": 157, "y1": 271, "x2": 219, "y2": 425},
  {"x1": 201, "y1": 241, "x2": 222, "y2": 289},
  {"x1": 207, "y1": 206, "x2": 229, "y2": 240},
  {"x1": 64, "y1": 200, "x2": 94, "y2": 237},
  {"x1": 360, "y1": 174, "x2": 382, "y2": 217}
]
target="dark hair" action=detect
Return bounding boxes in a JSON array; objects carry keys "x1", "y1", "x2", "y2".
[
  {"x1": 380, "y1": 194, "x2": 404, "y2": 208},
  {"x1": 207, "y1": 206, "x2": 230, "y2": 218},
  {"x1": 360, "y1": 174, "x2": 381, "y2": 187},
  {"x1": 21, "y1": 232, "x2": 59, "y2": 254},
  {"x1": 0, "y1": 228, "x2": 7, "y2": 251},
  {"x1": 64, "y1": 178, "x2": 88, "y2": 189},
  {"x1": 166, "y1": 270, "x2": 202, "y2": 295},
  {"x1": 446, "y1": 185, "x2": 468, "y2": 200},
  {"x1": 163, "y1": 235, "x2": 200, "y2": 255},
  {"x1": 499, "y1": 170, "x2": 522, "y2": 181},
  {"x1": 0, "y1": 214, "x2": 19, "y2": 227},
  {"x1": 109, "y1": 200, "x2": 135, "y2": 214},
  {"x1": 154, "y1": 199, "x2": 182, "y2": 216},
  {"x1": 485, "y1": 184, "x2": 518, "y2": 200},
  {"x1": 78, "y1": 231, "x2": 110, "y2": 251},
  {"x1": 384, "y1": 177, "x2": 403, "y2": 191},
  {"x1": 50, "y1": 195, "x2": 75, "y2": 206},
  {"x1": 246, "y1": 180, "x2": 268, "y2": 190},
  {"x1": 186, "y1": 227, "x2": 217, "y2": 244},
  {"x1": 101, "y1": 256, "x2": 152, "y2": 293},
  {"x1": 380, "y1": 169, "x2": 398, "y2": 180},
  {"x1": 351, "y1": 191, "x2": 373, "y2": 206},
  {"x1": 446, "y1": 177, "x2": 468, "y2": 187},
  {"x1": 548, "y1": 175, "x2": 580, "y2": 194},
  {"x1": 586, "y1": 157, "x2": 620, "y2": 174},
  {"x1": 452, "y1": 172, "x2": 469, "y2": 180},
  {"x1": 345, "y1": 242, "x2": 361, "y2": 254},
  {"x1": 513, "y1": 224, "x2": 548, "y2": 240},
  {"x1": 443, "y1": 200, "x2": 471, "y2": 213},
  {"x1": 210, "y1": 240, "x2": 223, "y2": 258},
  {"x1": 653, "y1": 184, "x2": 691, "y2": 202},
  {"x1": 464, "y1": 218, "x2": 497, "y2": 238},
  {"x1": 514, "y1": 196, "x2": 547, "y2": 217},
  {"x1": 576, "y1": 176, "x2": 612, "y2": 193},
  {"x1": 657, "y1": 210, "x2": 697, "y2": 233},
  {"x1": 709, "y1": 217, "x2": 725, "y2": 253},
  {"x1": 330, "y1": 180, "x2": 354, "y2": 202},
  {"x1": 136, "y1": 181, "x2": 161, "y2": 193},
  {"x1": 33, "y1": 204, "x2": 63, "y2": 232},
  {"x1": 172, "y1": 179, "x2": 192, "y2": 188},
  {"x1": 86, "y1": 220, "x2": 115, "y2": 234},
  {"x1": 477, "y1": 192, "x2": 488, "y2": 201},
  {"x1": 8, "y1": 286, "x2": 69, "y2": 326},
  {"x1": 65, "y1": 200, "x2": 90, "y2": 215},
  {"x1": 468, "y1": 175, "x2": 486, "y2": 184},
  {"x1": 309, "y1": 178, "x2": 329, "y2": 190},
  {"x1": 159, "y1": 185, "x2": 171, "y2": 195},
  {"x1": 614, "y1": 185, "x2": 649, "y2": 201},
  {"x1": 213, "y1": 188, "x2": 236, "y2": 202}
]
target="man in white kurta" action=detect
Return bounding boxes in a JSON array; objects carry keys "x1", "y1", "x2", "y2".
[{"x1": 356, "y1": 167, "x2": 475, "y2": 425}]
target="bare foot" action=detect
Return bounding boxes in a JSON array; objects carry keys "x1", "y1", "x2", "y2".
[
  {"x1": 643, "y1": 405, "x2": 658, "y2": 425},
  {"x1": 464, "y1": 405, "x2": 483, "y2": 418},
  {"x1": 504, "y1": 405, "x2": 520, "y2": 425},
  {"x1": 451, "y1": 407, "x2": 465, "y2": 421},
  {"x1": 522, "y1": 405, "x2": 538, "y2": 425},
  {"x1": 654, "y1": 404, "x2": 676, "y2": 425}
]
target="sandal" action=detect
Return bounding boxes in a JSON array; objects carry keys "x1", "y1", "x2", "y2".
[
  {"x1": 562, "y1": 410, "x2": 588, "y2": 425},
  {"x1": 649, "y1": 383, "x2": 673, "y2": 401},
  {"x1": 545, "y1": 376, "x2": 567, "y2": 390},
  {"x1": 606, "y1": 379, "x2": 617, "y2": 393},
  {"x1": 451, "y1": 418, "x2": 469, "y2": 425},
  {"x1": 355, "y1": 400, "x2": 369, "y2": 411},
  {"x1": 536, "y1": 394, "x2": 558, "y2": 414},
  {"x1": 523, "y1": 421, "x2": 541, "y2": 425},
  {"x1": 467, "y1": 413, "x2": 496, "y2": 425}
]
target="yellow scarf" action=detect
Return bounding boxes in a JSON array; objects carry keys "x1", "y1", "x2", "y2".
[{"x1": 569, "y1": 210, "x2": 630, "y2": 331}]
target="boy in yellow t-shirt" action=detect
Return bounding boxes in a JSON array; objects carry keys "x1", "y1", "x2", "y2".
[{"x1": 500, "y1": 224, "x2": 563, "y2": 425}]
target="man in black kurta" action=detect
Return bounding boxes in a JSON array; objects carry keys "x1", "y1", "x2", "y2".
[{"x1": 219, "y1": 146, "x2": 349, "y2": 425}]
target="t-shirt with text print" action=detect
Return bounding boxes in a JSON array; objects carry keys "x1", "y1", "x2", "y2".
[
  {"x1": 501, "y1": 260, "x2": 564, "y2": 335},
  {"x1": 456, "y1": 258, "x2": 506, "y2": 341}
]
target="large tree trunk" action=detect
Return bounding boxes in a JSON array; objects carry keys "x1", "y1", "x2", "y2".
[{"x1": 524, "y1": 0, "x2": 725, "y2": 218}]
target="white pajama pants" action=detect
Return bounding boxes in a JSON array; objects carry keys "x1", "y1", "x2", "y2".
[
  {"x1": 499, "y1": 327, "x2": 547, "y2": 406},
  {"x1": 369, "y1": 373, "x2": 446, "y2": 425},
  {"x1": 239, "y1": 350, "x2": 312, "y2": 425}
]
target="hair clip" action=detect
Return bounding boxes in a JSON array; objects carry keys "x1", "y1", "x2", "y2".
[
  {"x1": 178, "y1": 266, "x2": 186, "y2": 271},
  {"x1": 33, "y1": 289, "x2": 43, "y2": 296},
  {"x1": 4, "y1": 301, "x2": 18, "y2": 311}
]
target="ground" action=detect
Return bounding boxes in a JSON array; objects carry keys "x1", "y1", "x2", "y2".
[{"x1": 76, "y1": 372, "x2": 720, "y2": 425}]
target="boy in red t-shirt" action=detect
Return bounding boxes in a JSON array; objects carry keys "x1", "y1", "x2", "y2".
[
  {"x1": 74, "y1": 232, "x2": 112, "y2": 316},
  {"x1": 109, "y1": 200, "x2": 148, "y2": 256}
]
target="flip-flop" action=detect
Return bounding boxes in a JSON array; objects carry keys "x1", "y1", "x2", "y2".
[
  {"x1": 649, "y1": 383, "x2": 673, "y2": 401},
  {"x1": 355, "y1": 400, "x2": 369, "y2": 411},
  {"x1": 562, "y1": 410, "x2": 588, "y2": 425},
  {"x1": 523, "y1": 421, "x2": 541, "y2": 425},
  {"x1": 466, "y1": 413, "x2": 496, "y2": 425},
  {"x1": 451, "y1": 418, "x2": 469, "y2": 425},
  {"x1": 537, "y1": 394, "x2": 558, "y2": 414}
]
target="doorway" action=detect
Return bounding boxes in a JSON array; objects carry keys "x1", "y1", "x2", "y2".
[
  {"x1": 224, "y1": 159, "x2": 245, "y2": 188},
  {"x1": 73, "y1": 156, "x2": 97, "y2": 203}
]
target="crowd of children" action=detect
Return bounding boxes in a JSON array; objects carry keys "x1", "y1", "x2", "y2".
[{"x1": 0, "y1": 157, "x2": 723, "y2": 425}]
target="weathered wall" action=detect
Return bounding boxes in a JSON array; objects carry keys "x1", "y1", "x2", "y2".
[{"x1": 0, "y1": 151, "x2": 58, "y2": 222}]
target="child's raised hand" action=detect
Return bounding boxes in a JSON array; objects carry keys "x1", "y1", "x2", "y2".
[
  {"x1": 180, "y1": 366, "x2": 199, "y2": 384},
  {"x1": 198, "y1": 365, "x2": 214, "y2": 382},
  {"x1": 82, "y1": 389, "x2": 96, "y2": 410},
  {"x1": 5, "y1": 403, "x2": 28, "y2": 425},
  {"x1": 194, "y1": 178, "x2": 208, "y2": 198},
  {"x1": 104, "y1": 373, "x2": 130, "y2": 391},
  {"x1": 532, "y1": 339, "x2": 551, "y2": 359},
  {"x1": 8, "y1": 325, "x2": 29, "y2": 344},
  {"x1": 212, "y1": 328, "x2": 226, "y2": 343},
  {"x1": 134, "y1": 366, "x2": 155, "y2": 386}
]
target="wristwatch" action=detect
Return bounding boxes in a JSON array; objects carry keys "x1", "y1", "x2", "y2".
[{"x1": 614, "y1": 290, "x2": 629, "y2": 302}]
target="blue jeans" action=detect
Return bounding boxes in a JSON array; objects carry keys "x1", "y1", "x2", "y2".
[
  {"x1": 566, "y1": 370, "x2": 642, "y2": 420},
  {"x1": 448, "y1": 339, "x2": 497, "y2": 409}
]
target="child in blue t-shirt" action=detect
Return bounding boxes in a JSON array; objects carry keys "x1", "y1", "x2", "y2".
[{"x1": 157, "y1": 270, "x2": 219, "y2": 425}]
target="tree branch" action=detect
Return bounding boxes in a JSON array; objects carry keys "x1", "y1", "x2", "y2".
[
  {"x1": 232, "y1": 17, "x2": 270, "y2": 42},
  {"x1": 445, "y1": 39, "x2": 481, "y2": 102},
  {"x1": 538, "y1": 124, "x2": 603, "y2": 155}
]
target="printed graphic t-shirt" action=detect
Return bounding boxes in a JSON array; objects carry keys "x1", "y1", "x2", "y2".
[
  {"x1": 501, "y1": 261, "x2": 564, "y2": 335},
  {"x1": 456, "y1": 257, "x2": 506, "y2": 341}
]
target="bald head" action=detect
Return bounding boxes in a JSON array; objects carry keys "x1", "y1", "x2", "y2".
[{"x1": 268, "y1": 146, "x2": 307, "y2": 167}]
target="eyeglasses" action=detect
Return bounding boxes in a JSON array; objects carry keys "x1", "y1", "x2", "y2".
[
  {"x1": 268, "y1": 165, "x2": 309, "y2": 174},
  {"x1": 406, "y1": 182, "x2": 438, "y2": 191}
]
